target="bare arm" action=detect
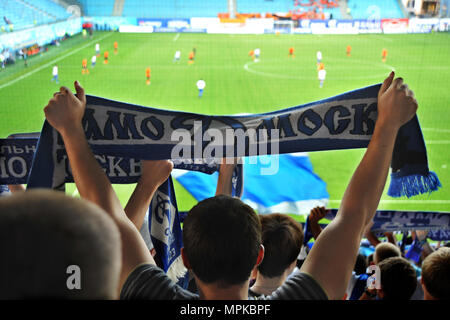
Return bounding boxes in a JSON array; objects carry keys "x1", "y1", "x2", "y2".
[
  {"x1": 215, "y1": 159, "x2": 238, "y2": 196},
  {"x1": 44, "y1": 82, "x2": 156, "y2": 291},
  {"x1": 7, "y1": 184, "x2": 26, "y2": 193},
  {"x1": 364, "y1": 222, "x2": 381, "y2": 247},
  {"x1": 124, "y1": 160, "x2": 173, "y2": 230},
  {"x1": 308, "y1": 206, "x2": 327, "y2": 240},
  {"x1": 300, "y1": 72, "x2": 418, "y2": 299},
  {"x1": 384, "y1": 232, "x2": 398, "y2": 246}
]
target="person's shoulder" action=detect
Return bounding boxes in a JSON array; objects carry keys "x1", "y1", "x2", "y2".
[
  {"x1": 120, "y1": 264, "x2": 198, "y2": 300},
  {"x1": 269, "y1": 271, "x2": 329, "y2": 300}
]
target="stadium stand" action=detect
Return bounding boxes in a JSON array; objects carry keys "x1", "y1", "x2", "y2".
[
  {"x1": 89, "y1": 0, "x2": 340, "y2": 20},
  {"x1": 347, "y1": 0, "x2": 405, "y2": 19},
  {"x1": 121, "y1": 0, "x2": 227, "y2": 19},
  {"x1": 77, "y1": 0, "x2": 115, "y2": 16},
  {"x1": 0, "y1": 0, "x2": 69, "y2": 32}
]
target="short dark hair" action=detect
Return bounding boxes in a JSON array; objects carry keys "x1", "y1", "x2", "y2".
[
  {"x1": 421, "y1": 247, "x2": 450, "y2": 299},
  {"x1": 354, "y1": 253, "x2": 368, "y2": 275},
  {"x1": 257, "y1": 213, "x2": 303, "y2": 278},
  {"x1": 182, "y1": 195, "x2": 261, "y2": 287},
  {"x1": 0, "y1": 189, "x2": 121, "y2": 299},
  {"x1": 378, "y1": 257, "x2": 417, "y2": 300}
]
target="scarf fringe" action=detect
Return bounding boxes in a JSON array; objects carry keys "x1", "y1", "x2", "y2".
[
  {"x1": 166, "y1": 255, "x2": 188, "y2": 282},
  {"x1": 388, "y1": 171, "x2": 442, "y2": 198}
]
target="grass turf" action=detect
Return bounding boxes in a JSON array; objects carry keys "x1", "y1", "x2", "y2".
[{"x1": 1, "y1": 31, "x2": 449, "y2": 214}]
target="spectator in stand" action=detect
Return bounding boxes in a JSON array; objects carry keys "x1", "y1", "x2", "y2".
[
  {"x1": 3, "y1": 16, "x2": 12, "y2": 25},
  {"x1": 249, "y1": 214, "x2": 304, "y2": 298},
  {"x1": 0, "y1": 52, "x2": 5, "y2": 69},
  {"x1": 373, "y1": 242, "x2": 401, "y2": 265},
  {"x1": 0, "y1": 189, "x2": 121, "y2": 299},
  {"x1": 359, "y1": 241, "x2": 424, "y2": 300},
  {"x1": 356, "y1": 242, "x2": 402, "y2": 300},
  {"x1": 43, "y1": 71, "x2": 418, "y2": 300},
  {"x1": 421, "y1": 247, "x2": 450, "y2": 300},
  {"x1": 374, "y1": 257, "x2": 418, "y2": 300}
]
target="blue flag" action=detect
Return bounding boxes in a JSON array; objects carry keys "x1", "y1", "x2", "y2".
[{"x1": 175, "y1": 153, "x2": 329, "y2": 215}]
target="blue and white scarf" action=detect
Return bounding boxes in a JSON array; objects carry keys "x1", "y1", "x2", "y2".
[{"x1": 25, "y1": 83, "x2": 440, "y2": 197}]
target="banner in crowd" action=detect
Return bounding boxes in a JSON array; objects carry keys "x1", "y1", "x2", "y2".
[
  {"x1": 303, "y1": 209, "x2": 450, "y2": 245},
  {"x1": 323, "y1": 209, "x2": 450, "y2": 241}
]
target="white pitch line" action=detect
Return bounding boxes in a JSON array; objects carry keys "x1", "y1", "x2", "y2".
[
  {"x1": 329, "y1": 200, "x2": 450, "y2": 204},
  {"x1": 0, "y1": 32, "x2": 113, "y2": 91},
  {"x1": 423, "y1": 128, "x2": 450, "y2": 134},
  {"x1": 426, "y1": 140, "x2": 450, "y2": 145},
  {"x1": 173, "y1": 33, "x2": 180, "y2": 41}
]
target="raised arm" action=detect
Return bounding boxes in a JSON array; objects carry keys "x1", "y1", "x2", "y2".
[
  {"x1": 300, "y1": 72, "x2": 418, "y2": 299},
  {"x1": 44, "y1": 82, "x2": 156, "y2": 291},
  {"x1": 215, "y1": 159, "x2": 239, "y2": 196},
  {"x1": 124, "y1": 160, "x2": 173, "y2": 230},
  {"x1": 7, "y1": 184, "x2": 26, "y2": 193},
  {"x1": 308, "y1": 206, "x2": 327, "y2": 240}
]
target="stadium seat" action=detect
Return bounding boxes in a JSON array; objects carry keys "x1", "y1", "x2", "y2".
[
  {"x1": 121, "y1": 0, "x2": 227, "y2": 18},
  {"x1": 347, "y1": 0, "x2": 404, "y2": 19},
  {"x1": 0, "y1": 0, "x2": 69, "y2": 32},
  {"x1": 78, "y1": 0, "x2": 115, "y2": 16}
]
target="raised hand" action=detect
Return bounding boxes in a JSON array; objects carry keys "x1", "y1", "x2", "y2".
[
  {"x1": 44, "y1": 81, "x2": 86, "y2": 135},
  {"x1": 308, "y1": 206, "x2": 328, "y2": 224},
  {"x1": 377, "y1": 71, "x2": 418, "y2": 130}
]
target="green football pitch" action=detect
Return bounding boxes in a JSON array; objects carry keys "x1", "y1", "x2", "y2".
[{"x1": 1, "y1": 31, "x2": 449, "y2": 214}]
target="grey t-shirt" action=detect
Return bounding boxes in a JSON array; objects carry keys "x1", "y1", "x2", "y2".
[{"x1": 120, "y1": 264, "x2": 328, "y2": 300}]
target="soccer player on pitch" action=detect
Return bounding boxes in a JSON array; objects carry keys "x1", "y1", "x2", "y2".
[
  {"x1": 289, "y1": 47, "x2": 295, "y2": 58},
  {"x1": 82, "y1": 58, "x2": 89, "y2": 74},
  {"x1": 146, "y1": 67, "x2": 151, "y2": 85},
  {"x1": 91, "y1": 55, "x2": 96, "y2": 68},
  {"x1": 51, "y1": 65, "x2": 59, "y2": 83},
  {"x1": 104, "y1": 51, "x2": 109, "y2": 64},
  {"x1": 346, "y1": 45, "x2": 352, "y2": 57},
  {"x1": 382, "y1": 48, "x2": 388, "y2": 63},
  {"x1": 254, "y1": 48, "x2": 260, "y2": 62},
  {"x1": 196, "y1": 79, "x2": 205, "y2": 98},
  {"x1": 188, "y1": 51, "x2": 195, "y2": 65},
  {"x1": 316, "y1": 51, "x2": 322, "y2": 64},
  {"x1": 317, "y1": 62, "x2": 326, "y2": 88},
  {"x1": 173, "y1": 50, "x2": 181, "y2": 63}
]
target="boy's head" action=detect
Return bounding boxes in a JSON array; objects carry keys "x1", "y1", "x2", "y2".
[
  {"x1": 374, "y1": 242, "x2": 401, "y2": 264},
  {"x1": 257, "y1": 213, "x2": 303, "y2": 278},
  {"x1": 421, "y1": 247, "x2": 450, "y2": 300},
  {"x1": 182, "y1": 195, "x2": 262, "y2": 288},
  {"x1": 377, "y1": 257, "x2": 417, "y2": 300},
  {"x1": 0, "y1": 189, "x2": 121, "y2": 299}
]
